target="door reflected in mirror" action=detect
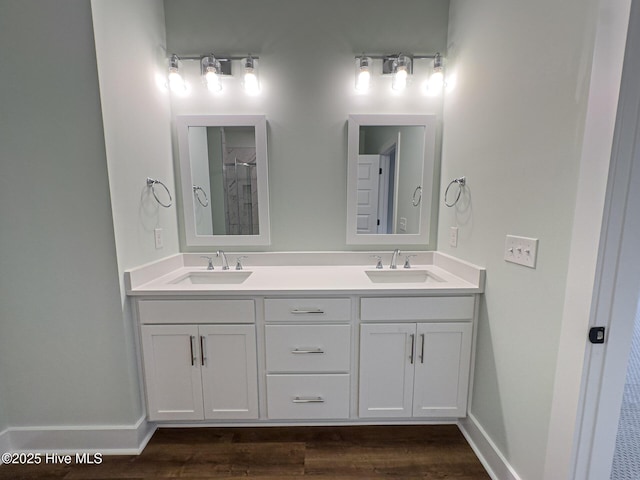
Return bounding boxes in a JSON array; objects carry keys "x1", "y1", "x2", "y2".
[
  {"x1": 346, "y1": 114, "x2": 437, "y2": 246},
  {"x1": 177, "y1": 115, "x2": 270, "y2": 247},
  {"x1": 357, "y1": 125, "x2": 425, "y2": 235}
]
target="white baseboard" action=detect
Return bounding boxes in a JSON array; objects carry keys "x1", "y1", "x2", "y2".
[
  {"x1": 0, "y1": 417, "x2": 156, "y2": 457},
  {"x1": 458, "y1": 414, "x2": 522, "y2": 480},
  {"x1": 0, "y1": 427, "x2": 11, "y2": 463}
]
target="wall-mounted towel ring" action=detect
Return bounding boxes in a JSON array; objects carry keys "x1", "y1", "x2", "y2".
[
  {"x1": 146, "y1": 177, "x2": 172, "y2": 208},
  {"x1": 193, "y1": 185, "x2": 209, "y2": 207},
  {"x1": 412, "y1": 186, "x2": 422, "y2": 206},
  {"x1": 444, "y1": 176, "x2": 466, "y2": 207}
]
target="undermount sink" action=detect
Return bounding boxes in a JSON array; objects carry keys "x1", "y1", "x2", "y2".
[
  {"x1": 365, "y1": 269, "x2": 445, "y2": 284},
  {"x1": 171, "y1": 270, "x2": 253, "y2": 285}
]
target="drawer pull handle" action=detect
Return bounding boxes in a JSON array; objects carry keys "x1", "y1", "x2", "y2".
[
  {"x1": 290, "y1": 308, "x2": 325, "y2": 314},
  {"x1": 293, "y1": 396, "x2": 325, "y2": 403},
  {"x1": 291, "y1": 348, "x2": 325, "y2": 354},
  {"x1": 200, "y1": 335, "x2": 206, "y2": 366},
  {"x1": 420, "y1": 333, "x2": 425, "y2": 364}
]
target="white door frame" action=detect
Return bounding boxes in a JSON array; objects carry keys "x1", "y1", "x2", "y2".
[
  {"x1": 378, "y1": 153, "x2": 390, "y2": 233},
  {"x1": 544, "y1": 0, "x2": 636, "y2": 478},
  {"x1": 572, "y1": 1, "x2": 640, "y2": 476},
  {"x1": 378, "y1": 133, "x2": 401, "y2": 234}
]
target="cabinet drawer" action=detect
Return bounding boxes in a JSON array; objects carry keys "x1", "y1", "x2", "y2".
[
  {"x1": 266, "y1": 374, "x2": 350, "y2": 419},
  {"x1": 264, "y1": 298, "x2": 351, "y2": 322},
  {"x1": 265, "y1": 325, "x2": 351, "y2": 373},
  {"x1": 138, "y1": 299, "x2": 255, "y2": 324},
  {"x1": 360, "y1": 296, "x2": 474, "y2": 322}
]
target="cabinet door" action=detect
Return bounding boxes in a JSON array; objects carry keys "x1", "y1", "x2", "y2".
[
  {"x1": 141, "y1": 325, "x2": 204, "y2": 421},
  {"x1": 412, "y1": 322, "x2": 472, "y2": 417},
  {"x1": 359, "y1": 323, "x2": 416, "y2": 418},
  {"x1": 199, "y1": 324, "x2": 259, "y2": 420}
]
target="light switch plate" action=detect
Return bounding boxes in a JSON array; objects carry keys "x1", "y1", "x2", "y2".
[
  {"x1": 504, "y1": 235, "x2": 538, "y2": 268},
  {"x1": 399, "y1": 217, "x2": 407, "y2": 232},
  {"x1": 154, "y1": 228, "x2": 164, "y2": 249},
  {"x1": 450, "y1": 227, "x2": 459, "y2": 247}
]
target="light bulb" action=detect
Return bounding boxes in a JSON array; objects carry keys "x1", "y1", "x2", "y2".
[
  {"x1": 355, "y1": 56, "x2": 371, "y2": 92},
  {"x1": 430, "y1": 70, "x2": 444, "y2": 88},
  {"x1": 424, "y1": 53, "x2": 445, "y2": 96},
  {"x1": 392, "y1": 66, "x2": 408, "y2": 91},
  {"x1": 201, "y1": 55, "x2": 222, "y2": 93},
  {"x1": 356, "y1": 70, "x2": 371, "y2": 92},
  {"x1": 244, "y1": 68, "x2": 260, "y2": 95},
  {"x1": 168, "y1": 54, "x2": 187, "y2": 93},
  {"x1": 391, "y1": 55, "x2": 411, "y2": 91},
  {"x1": 205, "y1": 67, "x2": 221, "y2": 92},
  {"x1": 243, "y1": 57, "x2": 260, "y2": 95},
  {"x1": 168, "y1": 68, "x2": 186, "y2": 93},
  {"x1": 425, "y1": 68, "x2": 444, "y2": 96}
]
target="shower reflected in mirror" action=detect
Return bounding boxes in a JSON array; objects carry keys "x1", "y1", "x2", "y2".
[
  {"x1": 189, "y1": 126, "x2": 258, "y2": 236},
  {"x1": 223, "y1": 147, "x2": 258, "y2": 236},
  {"x1": 177, "y1": 115, "x2": 270, "y2": 247}
]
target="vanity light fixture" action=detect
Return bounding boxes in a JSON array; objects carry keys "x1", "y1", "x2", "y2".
[
  {"x1": 201, "y1": 55, "x2": 222, "y2": 92},
  {"x1": 355, "y1": 55, "x2": 372, "y2": 92},
  {"x1": 354, "y1": 52, "x2": 444, "y2": 95},
  {"x1": 168, "y1": 54, "x2": 187, "y2": 94},
  {"x1": 242, "y1": 56, "x2": 260, "y2": 95},
  {"x1": 167, "y1": 53, "x2": 260, "y2": 96}
]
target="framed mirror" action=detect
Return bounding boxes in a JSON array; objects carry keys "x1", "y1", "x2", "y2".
[
  {"x1": 346, "y1": 114, "x2": 436, "y2": 245},
  {"x1": 177, "y1": 115, "x2": 270, "y2": 246}
]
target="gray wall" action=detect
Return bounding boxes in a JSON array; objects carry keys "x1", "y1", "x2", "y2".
[
  {"x1": 0, "y1": 1, "x2": 139, "y2": 426},
  {"x1": 0, "y1": 370, "x2": 4, "y2": 434},
  {"x1": 91, "y1": 0, "x2": 179, "y2": 428},
  {"x1": 164, "y1": 0, "x2": 449, "y2": 251},
  {"x1": 439, "y1": 1, "x2": 601, "y2": 478},
  {"x1": 91, "y1": 0, "x2": 179, "y2": 271}
]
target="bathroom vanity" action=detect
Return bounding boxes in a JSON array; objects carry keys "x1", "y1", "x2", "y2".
[{"x1": 126, "y1": 252, "x2": 484, "y2": 426}]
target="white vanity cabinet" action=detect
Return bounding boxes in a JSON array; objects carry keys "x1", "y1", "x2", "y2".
[
  {"x1": 129, "y1": 262, "x2": 483, "y2": 426},
  {"x1": 138, "y1": 299, "x2": 259, "y2": 421},
  {"x1": 358, "y1": 296, "x2": 474, "y2": 419}
]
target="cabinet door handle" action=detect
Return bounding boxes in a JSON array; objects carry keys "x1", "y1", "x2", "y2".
[
  {"x1": 189, "y1": 335, "x2": 196, "y2": 366},
  {"x1": 290, "y1": 308, "x2": 325, "y2": 314},
  {"x1": 409, "y1": 334, "x2": 415, "y2": 364},
  {"x1": 200, "y1": 335, "x2": 206, "y2": 366},
  {"x1": 291, "y1": 348, "x2": 325, "y2": 354},
  {"x1": 420, "y1": 333, "x2": 425, "y2": 364},
  {"x1": 292, "y1": 396, "x2": 325, "y2": 403}
]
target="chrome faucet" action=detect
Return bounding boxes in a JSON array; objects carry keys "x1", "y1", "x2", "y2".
[
  {"x1": 201, "y1": 256, "x2": 214, "y2": 270},
  {"x1": 216, "y1": 250, "x2": 229, "y2": 270},
  {"x1": 390, "y1": 249, "x2": 401, "y2": 269}
]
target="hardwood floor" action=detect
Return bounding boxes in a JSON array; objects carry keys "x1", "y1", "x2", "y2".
[{"x1": 0, "y1": 425, "x2": 490, "y2": 479}]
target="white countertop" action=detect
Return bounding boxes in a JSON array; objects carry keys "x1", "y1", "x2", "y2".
[{"x1": 125, "y1": 252, "x2": 485, "y2": 297}]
